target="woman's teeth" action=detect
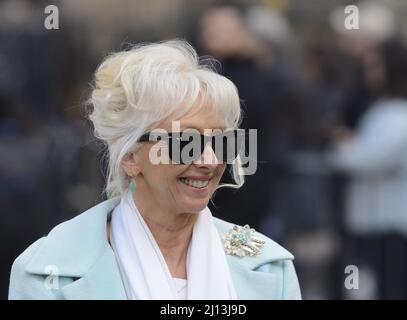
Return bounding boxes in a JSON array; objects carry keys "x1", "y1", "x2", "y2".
[{"x1": 179, "y1": 178, "x2": 210, "y2": 189}]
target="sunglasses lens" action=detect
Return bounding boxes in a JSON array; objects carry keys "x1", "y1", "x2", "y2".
[
  {"x1": 167, "y1": 130, "x2": 244, "y2": 164},
  {"x1": 213, "y1": 130, "x2": 244, "y2": 163},
  {"x1": 168, "y1": 133, "x2": 202, "y2": 164}
]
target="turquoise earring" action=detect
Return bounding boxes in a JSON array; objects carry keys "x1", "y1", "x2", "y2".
[{"x1": 129, "y1": 178, "x2": 137, "y2": 193}]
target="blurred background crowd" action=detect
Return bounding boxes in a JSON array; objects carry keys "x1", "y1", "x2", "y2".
[{"x1": 2, "y1": 0, "x2": 407, "y2": 299}]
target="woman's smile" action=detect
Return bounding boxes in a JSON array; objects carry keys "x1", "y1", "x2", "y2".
[{"x1": 177, "y1": 175, "x2": 213, "y2": 197}]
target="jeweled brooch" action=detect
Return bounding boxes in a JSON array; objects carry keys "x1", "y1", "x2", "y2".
[{"x1": 222, "y1": 224, "x2": 266, "y2": 257}]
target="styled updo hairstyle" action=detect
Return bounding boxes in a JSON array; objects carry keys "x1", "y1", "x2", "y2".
[{"x1": 87, "y1": 40, "x2": 243, "y2": 199}]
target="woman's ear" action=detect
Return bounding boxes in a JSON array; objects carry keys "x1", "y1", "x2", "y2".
[{"x1": 121, "y1": 152, "x2": 141, "y2": 177}]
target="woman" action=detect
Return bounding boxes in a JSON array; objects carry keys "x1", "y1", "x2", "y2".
[{"x1": 9, "y1": 40, "x2": 301, "y2": 300}]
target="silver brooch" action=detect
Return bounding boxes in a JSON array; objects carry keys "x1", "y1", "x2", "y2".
[{"x1": 222, "y1": 224, "x2": 266, "y2": 257}]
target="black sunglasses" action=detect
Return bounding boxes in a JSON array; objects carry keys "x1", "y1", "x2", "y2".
[{"x1": 138, "y1": 129, "x2": 245, "y2": 164}]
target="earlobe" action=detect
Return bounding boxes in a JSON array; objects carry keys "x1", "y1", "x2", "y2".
[{"x1": 121, "y1": 152, "x2": 141, "y2": 177}]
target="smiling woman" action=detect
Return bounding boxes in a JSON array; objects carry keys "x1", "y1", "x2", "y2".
[{"x1": 8, "y1": 40, "x2": 301, "y2": 300}]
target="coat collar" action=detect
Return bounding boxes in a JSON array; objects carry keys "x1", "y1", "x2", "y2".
[{"x1": 25, "y1": 197, "x2": 294, "y2": 299}]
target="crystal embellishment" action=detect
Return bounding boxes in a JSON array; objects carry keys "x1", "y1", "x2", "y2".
[{"x1": 222, "y1": 224, "x2": 266, "y2": 257}]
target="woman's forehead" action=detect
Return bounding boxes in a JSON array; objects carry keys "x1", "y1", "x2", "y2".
[{"x1": 157, "y1": 105, "x2": 227, "y2": 132}]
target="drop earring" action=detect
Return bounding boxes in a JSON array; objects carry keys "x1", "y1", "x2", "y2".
[{"x1": 129, "y1": 178, "x2": 137, "y2": 193}]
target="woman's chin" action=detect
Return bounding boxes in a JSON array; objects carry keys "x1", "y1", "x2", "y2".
[
  {"x1": 179, "y1": 197, "x2": 210, "y2": 213},
  {"x1": 176, "y1": 179, "x2": 214, "y2": 212}
]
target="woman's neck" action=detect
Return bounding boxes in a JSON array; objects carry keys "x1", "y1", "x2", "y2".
[{"x1": 133, "y1": 192, "x2": 198, "y2": 279}]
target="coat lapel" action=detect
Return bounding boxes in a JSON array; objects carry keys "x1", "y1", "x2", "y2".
[
  {"x1": 24, "y1": 198, "x2": 293, "y2": 299},
  {"x1": 213, "y1": 218, "x2": 293, "y2": 300},
  {"x1": 226, "y1": 256, "x2": 281, "y2": 299},
  {"x1": 61, "y1": 249, "x2": 126, "y2": 300}
]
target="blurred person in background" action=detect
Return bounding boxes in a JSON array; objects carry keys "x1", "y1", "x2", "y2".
[
  {"x1": 329, "y1": 38, "x2": 407, "y2": 299},
  {"x1": 329, "y1": 0, "x2": 396, "y2": 129}
]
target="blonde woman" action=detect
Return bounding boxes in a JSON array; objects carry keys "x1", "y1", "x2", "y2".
[{"x1": 9, "y1": 40, "x2": 301, "y2": 300}]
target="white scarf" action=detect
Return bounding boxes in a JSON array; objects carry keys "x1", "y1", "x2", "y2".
[{"x1": 110, "y1": 190, "x2": 237, "y2": 300}]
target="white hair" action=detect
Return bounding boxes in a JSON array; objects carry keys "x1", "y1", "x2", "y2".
[{"x1": 87, "y1": 39, "x2": 244, "y2": 199}]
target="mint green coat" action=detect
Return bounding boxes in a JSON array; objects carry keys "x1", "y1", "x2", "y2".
[{"x1": 9, "y1": 197, "x2": 301, "y2": 300}]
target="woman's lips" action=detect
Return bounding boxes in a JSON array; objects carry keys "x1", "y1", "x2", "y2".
[
  {"x1": 177, "y1": 176, "x2": 214, "y2": 198},
  {"x1": 179, "y1": 177, "x2": 210, "y2": 189}
]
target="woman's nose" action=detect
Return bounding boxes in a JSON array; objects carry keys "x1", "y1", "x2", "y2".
[{"x1": 193, "y1": 143, "x2": 222, "y2": 168}]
